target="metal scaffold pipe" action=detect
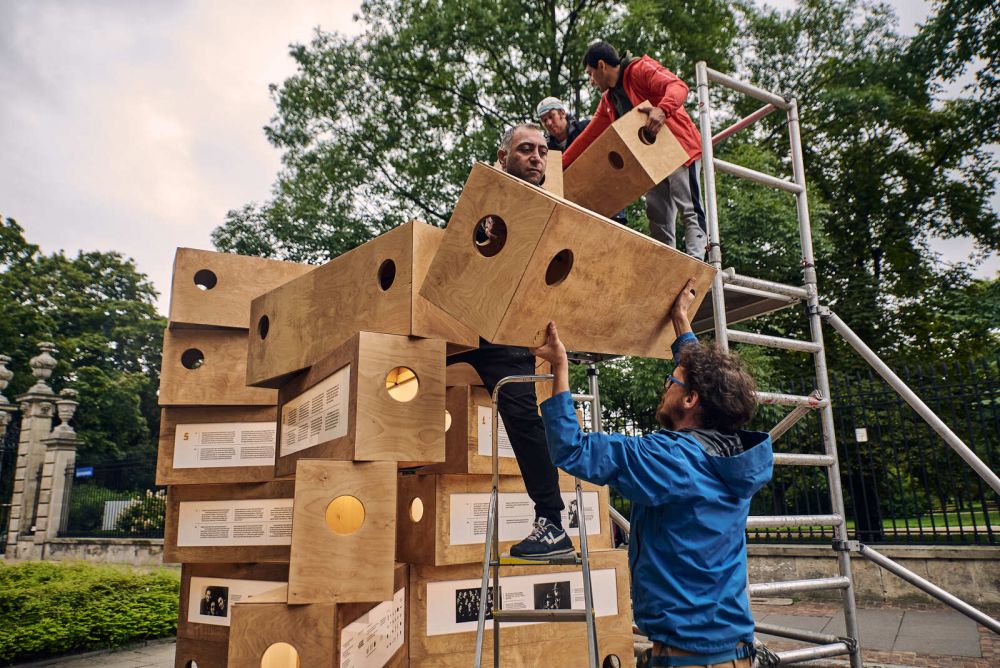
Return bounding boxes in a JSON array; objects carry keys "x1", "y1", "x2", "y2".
[{"x1": 705, "y1": 67, "x2": 790, "y2": 109}]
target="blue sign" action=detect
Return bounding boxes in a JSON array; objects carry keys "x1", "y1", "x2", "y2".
[{"x1": 75, "y1": 466, "x2": 94, "y2": 478}]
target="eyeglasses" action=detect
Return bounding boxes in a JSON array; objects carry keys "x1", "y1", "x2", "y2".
[{"x1": 663, "y1": 374, "x2": 688, "y2": 392}]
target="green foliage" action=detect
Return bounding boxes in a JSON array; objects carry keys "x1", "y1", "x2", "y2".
[
  {"x1": 114, "y1": 490, "x2": 167, "y2": 534},
  {"x1": 65, "y1": 484, "x2": 135, "y2": 533},
  {"x1": 0, "y1": 561, "x2": 179, "y2": 663},
  {"x1": 0, "y1": 216, "x2": 164, "y2": 463}
]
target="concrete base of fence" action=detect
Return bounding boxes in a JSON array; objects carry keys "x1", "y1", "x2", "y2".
[
  {"x1": 6, "y1": 537, "x2": 166, "y2": 566},
  {"x1": 749, "y1": 544, "x2": 1000, "y2": 607}
]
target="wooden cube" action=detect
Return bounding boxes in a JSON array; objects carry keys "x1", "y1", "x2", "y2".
[
  {"x1": 542, "y1": 148, "x2": 564, "y2": 197},
  {"x1": 226, "y1": 563, "x2": 408, "y2": 668},
  {"x1": 157, "y1": 407, "x2": 277, "y2": 486},
  {"x1": 408, "y1": 548, "x2": 632, "y2": 667},
  {"x1": 164, "y1": 481, "x2": 295, "y2": 564},
  {"x1": 275, "y1": 332, "x2": 445, "y2": 476},
  {"x1": 175, "y1": 636, "x2": 228, "y2": 668},
  {"x1": 246, "y1": 221, "x2": 479, "y2": 388},
  {"x1": 419, "y1": 162, "x2": 715, "y2": 358},
  {"x1": 288, "y1": 460, "x2": 397, "y2": 603},
  {"x1": 396, "y1": 473, "x2": 612, "y2": 566},
  {"x1": 563, "y1": 102, "x2": 690, "y2": 217},
  {"x1": 159, "y1": 329, "x2": 276, "y2": 407},
  {"x1": 168, "y1": 248, "x2": 313, "y2": 330},
  {"x1": 421, "y1": 386, "x2": 520, "y2": 476},
  {"x1": 178, "y1": 563, "x2": 289, "y2": 642}
]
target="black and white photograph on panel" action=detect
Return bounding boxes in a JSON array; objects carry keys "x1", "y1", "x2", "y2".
[
  {"x1": 567, "y1": 499, "x2": 580, "y2": 529},
  {"x1": 454, "y1": 586, "x2": 499, "y2": 623},
  {"x1": 533, "y1": 581, "x2": 571, "y2": 610},
  {"x1": 199, "y1": 585, "x2": 230, "y2": 618}
]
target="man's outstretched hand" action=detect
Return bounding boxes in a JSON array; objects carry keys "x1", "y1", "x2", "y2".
[
  {"x1": 670, "y1": 278, "x2": 697, "y2": 337},
  {"x1": 531, "y1": 321, "x2": 570, "y2": 396}
]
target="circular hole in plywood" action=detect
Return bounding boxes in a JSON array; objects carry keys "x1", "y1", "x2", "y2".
[
  {"x1": 386, "y1": 366, "x2": 419, "y2": 402},
  {"x1": 608, "y1": 151, "x2": 625, "y2": 169},
  {"x1": 184, "y1": 662, "x2": 199, "y2": 668},
  {"x1": 180, "y1": 348, "x2": 204, "y2": 370},
  {"x1": 473, "y1": 216, "x2": 507, "y2": 257},
  {"x1": 193, "y1": 269, "x2": 218, "y2": 291},
  {"x1": 544, "y1": 249, "x2": 574, "y2": 286},
  {"x1": 258, "y1": 315, "x2": 270, "y2": 340},
  {"x1": 638, "y1": 127, "x2": 657, "y2": 145},
  {"x1": 325, "y1": 496, "x2": 365, "y2": 536},
  {"x1": 602, "y1": 655, "x2": 621, "y2": 668},
  {"x1": 260, "y1": 642, "x2": 300, "y2": 668},
  {"x1": 377, "y1": 259, "x2": 396, "y2": 291},
  {"x1": 409, "y1": 497, "x2": 424, "y2": 522},
  {"x1": 444, "y1": 409, "x2": 452, "y2": 432}
]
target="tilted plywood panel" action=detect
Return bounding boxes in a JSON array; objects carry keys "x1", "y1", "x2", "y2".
[
  {"x1": 246, "y1": 221, "x2": 478, "y2": 388},
  {"x1": 396, "y1": 473, "x2": 612, "y2": 566},
  {"x1": 420, "y1": 164, "x2": 557, "y2": 342},
  {"x1": 175, "y1": 635, "x2": 229, "y2": 668},
  {"x1": 159, "y1": 329, "x2": 277, "y2": 406},
  {"x1": 422, "y1": 386, "x2": 521, "y2": 476},
  {"x1": 493, "y1": 202, "x2": 715, "y2": 356},
  {"x1": 288, "y1": 460, "x2": 396, "y2": 604},
  {"x1": 157, "y1": 406, "x2": 277, "y2": 486},
  {"x1": 275, "y1": 332, "x2": 446, "y2": 476},
  {"x1": 408, "y1": 548, "x2": 632, "y2": 666},
  {"x1": 164, "y1": 480, "x2": 295, "y2": 564},
  {"x1": 541, "y1": 148, "x2": 564, "y2": 197},
  {"x1": 168, "y1": 248, "x2": 313, "y2": 330},
  {"x1": 177, "y1": 563, "x2": 289, "y2": 643},
  {"x1": 563, "y1": 102, "x2": 690, "y2": 217}
]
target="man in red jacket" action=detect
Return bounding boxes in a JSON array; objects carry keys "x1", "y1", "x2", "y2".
[{"x1": 563, "y1": 41, "x2": 707, "y2": 260}]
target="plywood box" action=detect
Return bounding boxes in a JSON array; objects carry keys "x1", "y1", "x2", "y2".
[
  {"x1": 397, "y1": 473, "x2": 612, "y2": 566},
  {"x1": 177, "y1": 563, "x2": 289, "y2": 643},
  {"x1": 408, "y1": 548, "x2": 632, "y2": 667},
  {"x1": 175, "y1": 636, "x2": 228, "y2": 668},
  {"x1": 496, "y1": 149, "x2": 563, "y2": 197},
  {"x1": 288, "y1": 460, "x2": 397, "y2": 604},
  {"x1": 226, "y1": 563, "x2": 408, "y2": 668},
  {"x1": 246, "y1": 220, "x2": 479, "y2": 388},
  {"x1": 421, "y1": 385, "x2": 520, "y2": 476},
  {"x1": 168, "y1": 248, "x2": 314, "y2": 330},
  {"x1": 159, "y1": 329, "x2": 277, "y2": 407},
  {"x1": 275, "y1": 332, "x2": 445, "y2": 476},
  {"x1": 164, "y1": 480, "x2": 295, "y2": 564},
  {"x1": 157, "y1": 406, "x2": 277, "y2": 486},
  {"x1": 563, "y1": 102, "x2": 690, "y2": 217},
  {"x1": 419, "y1": 162, "x2": 715, "y2": 358}
]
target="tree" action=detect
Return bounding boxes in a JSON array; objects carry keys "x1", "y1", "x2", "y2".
[{"x1": 0, "y1": 216, "x2": 165, "y2": 462}]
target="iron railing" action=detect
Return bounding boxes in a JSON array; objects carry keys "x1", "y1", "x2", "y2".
[{"x1": 61, "y1": 458, "x2": 165, "y2": 539}]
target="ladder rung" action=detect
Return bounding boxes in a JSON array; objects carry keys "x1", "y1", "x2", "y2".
[
  {"x1": 497, "y1": 554, "x2": 581, "y2": 566},
  {"x1": 772, "y1": 453, "x2": 835, "y2": 467},
  {"x1": 750, "y1": 576, "x2": 852, "y2": 597},
  {"x1": 713, "y1": 158, "x2": 803, "y2": 193},
  {"x1": 774, "y1": 642, "x2": 853, "y2": 663},
  {"x1": 747, "y1": 514, "x2": 842, "y2": 528},
  {"x1": 726, "y1": 329, "x2": 822, "y2": 353},
  {"x1": 571, "y1": 393, "x2": 594, "y2": 403},
  {"x1": 721, "y1": 268, "x2": 809, "y2": 299},
  {"x1": 755, "y1": 391, "x2": 827, "y2": 408},
  {"x1": 492, "y1": 609, "x2": 588, "y2": 623},
  {"x1": 755, "y1": 621, "x2": 843, "y2": 645}
]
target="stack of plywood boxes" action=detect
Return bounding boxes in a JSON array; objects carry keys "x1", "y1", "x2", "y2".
[{"x1": 158, "y1": 113, "x2": 714, "y2": 668}]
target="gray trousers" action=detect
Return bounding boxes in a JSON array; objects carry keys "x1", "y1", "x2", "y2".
[{"x1": 645, "y1": 159, "x2": 707, "y2": 260}]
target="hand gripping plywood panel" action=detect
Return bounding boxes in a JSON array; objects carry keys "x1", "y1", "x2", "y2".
[
  {"x1": 157, "y1": 406, "x2": 278, "y2": 486},
  {"x1": 169, "y1": 248, "x2": 314, "y2": 330},
  {"x1": 421, "y1": 386, "x2": 522, "y2": 476},
  {"x1": 246, "y1": 221, "x2": 479, "y2": 388},
  {"x1": 563, "y1": 102, "x2": 690, "y2": 217},
  {"x1": 288, "y1": 460, "x2": 396, "y2": 604},
  {"x1": 408, "y1": 548, "x2": 632, "y2": 667},
  {"x1": 396, "y1": 473, "x2": 612, "y2": 566},
  {"x1": 178, "y1": 563, "x2": 289, "y2": 643},
  {"x1": 164, "y1": 480, "x2": 295, "y2": 564},
  {"x1": 227, "y1": 563, "x2": 408, "y2": 668},
  {"x1": 275, "y1": 332, "x2": 446, "y2": 476},
  {"x1": 420, "y1": 162, "x2": 715, "y2": 358},
  {"x1": 159, "y1": 329, "x2": 277, "y2": 406},
  {"x1": 175, "y1": 636, "x2": 229, "y2": 668}
]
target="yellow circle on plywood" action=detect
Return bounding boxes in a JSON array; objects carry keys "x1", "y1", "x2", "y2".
[
  {"x1": 325, "y1": 495, "x2": 365, "y2": 535},
  {"x1": 386, "y1": 366, "x2": 419, "y2": 402},
  {"x1": 445, "y1": 409, "x2": 452, "y2": 432},
  {"x1": 260, "y1": 642, "x2": 299, "y2": 668},
  {"x1": 410, "y1": 497, "x2": 424, "y2": 522}
]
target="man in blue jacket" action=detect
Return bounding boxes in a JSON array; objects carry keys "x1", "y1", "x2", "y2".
[{"x1": 531, "y1": 278, "x2": 773, "y2": 667}]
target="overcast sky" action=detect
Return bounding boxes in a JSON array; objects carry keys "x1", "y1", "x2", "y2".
[{"x1": 1, "y1": 0, "x2": 996, "y2": 317}]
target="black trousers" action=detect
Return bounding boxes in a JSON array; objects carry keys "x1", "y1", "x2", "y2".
[{"x1": 449, "y1": 340, "x2": 565, "y2": 525}]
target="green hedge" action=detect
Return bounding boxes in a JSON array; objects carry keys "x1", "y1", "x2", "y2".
[{"x1": 0, "y1": 561, "x2": 180, "y2": 663}]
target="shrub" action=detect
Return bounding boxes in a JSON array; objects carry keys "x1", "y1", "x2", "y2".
[
  {"x1": 115, "y1": 489, "x2": 167, "y2": 534},
  {"x1": 0, "y1": 561, "x2": 180, "y2": 663}
]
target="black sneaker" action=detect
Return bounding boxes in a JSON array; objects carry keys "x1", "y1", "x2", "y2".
[{"x1": 509, "y1": 518, "x2": 575, "y2": 560}]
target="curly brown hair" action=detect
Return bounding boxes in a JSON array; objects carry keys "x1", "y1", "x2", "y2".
[{"x1": 677, "y1": 343, "x2": 757, "y2": 432}]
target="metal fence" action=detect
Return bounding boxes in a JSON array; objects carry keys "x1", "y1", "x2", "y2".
[
  {"x1": 61, "y1": 458, "x2": 165, "y2": 539},
  {"x1": 600, "y1": 354, "x2": 1000, "y2": 546},
  {"x1": 0, "y1": 416, "x2": 21, "y2": 553}
]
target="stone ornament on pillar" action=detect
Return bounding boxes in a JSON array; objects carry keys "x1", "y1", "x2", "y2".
[
  {"x1": 28, "y1": 343, "x2": 57, "y2": 395},
  {"x1": 52, "y1": 388, "x2": 79, "y2": 438},
  {"x1": 0, "y1": 354, "x2": 13, "y2": 404}
]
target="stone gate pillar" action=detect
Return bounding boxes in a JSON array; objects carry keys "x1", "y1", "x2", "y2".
[{"x1": 33, "y1": 389, "x2": 79, "y2": 543}]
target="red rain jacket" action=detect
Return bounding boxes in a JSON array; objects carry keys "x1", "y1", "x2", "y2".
[{"x1": 562, "y1": 55, "x2": 703, "y2": 168}]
